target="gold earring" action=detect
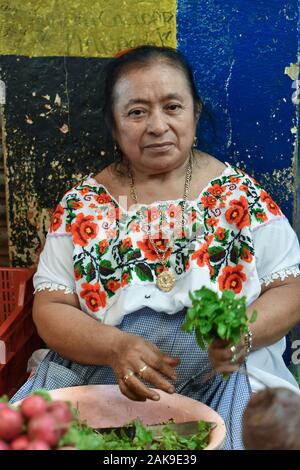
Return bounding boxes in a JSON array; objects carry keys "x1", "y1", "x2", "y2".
[
  {"x1": 113, "y1": 142, "x2": 122, "y2": 161},
  {"x1": 193, "y1": 136, "x2": 198, "y2": 148}
]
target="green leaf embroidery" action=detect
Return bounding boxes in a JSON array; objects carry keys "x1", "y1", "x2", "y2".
[
  {"x1": 208, "y1": 246, "x2": 226, "y2": 263},
  {"x1": 230, "y1": 245, "x2": 239, "y2": 264},
  {"x1": 99, "y1": 259, "x2": 114, "y2": 277},
  {"x1": 135, "y1": 263, "x2": 154, "y2": 282},
  {"x1": 85, "y1": 262, "x2": 96, "y2": 282}
]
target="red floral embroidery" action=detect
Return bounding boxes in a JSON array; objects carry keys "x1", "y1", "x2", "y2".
[
  {"x1": 201, "y1": 195, "x2": 217, "y2": 209},
  {"x1": 239, "y1": 185, "x2": 248, "y2": 192},
  {"x1": 260, "y1": 191, "x2": 281, "y2": 216},
  {"x1": 230, "y1": 177, "x2": 239, "y2": 184},
  {"x1": 241, "y1": 248, "x2": 253, "y2": 263},
  {"x1": 225, "y1": 196, "x2": 250, "y2": 230},
  {"x1": 192, "y1": 238, "x2": 211, "y2": 268},
  {"x1": 50, "y1": 204, "x2": 64, "y2": 232},
  {"x1": 214, "y1": 227, "x2": 226, "y2": 241},
  {"x1": 208, "y1": 184, "x2": 226, "y2": 197},
  {"x1": 72, "y1": 213, "x2": 99, "y2": 247},
  {"x1": 137, "y1": 236, "x2": 172, "y2": 261},
  {"x1": 155, "y1": 265, "x2": 165, "y2": 275},
  {"x1": 168, "y1": 204, "x2": 182, "y2": 220},
  {"x1": 256, "y1": 211, "x2": 268, "y2": 223},
  {"x1": 144, "y1": 207, "x2": 160, "y2": 221},
  {"x1": 121, "y1": 272, "x2": 131, "y2": 286},
  {"x1": 80, "y1": 188, "x2": 90, "y2": 195},
  {"x1": 191, "y1": 210, "x2": 197, "y2": 222},
  {"x1": 121, "y1": 237, "x2": 132, "y2": 251},
  {"x1": 80, "y1": 282, "x2": 106, "y2": 312},
  {"x1": 94, "y1": 192, "x2": 112, "y2": 204},
  {"x1": 68, "y1": 200, "x2": 83, "y2": 210},
  {"x1": 74, "y1": 266, "x2": 82, "y2": 280},
  {"x1": 206, "y1": 217, "x2": 219, "y2": 227},
  {"x1": 99, "y1": 240, "x2": 109, "y2": 254},
  {"x1": 107, "y1": 279, "x2": 121, "y2": 293},
  {"x1": 218, "y1": 265, "x2": 246, "y2": 293}
]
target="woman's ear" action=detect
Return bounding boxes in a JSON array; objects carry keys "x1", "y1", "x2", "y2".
[{"x1": 195, "y1": 102, "x2": 202, "y2": 122}]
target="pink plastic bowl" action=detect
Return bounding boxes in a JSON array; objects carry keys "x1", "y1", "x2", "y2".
[{"x1": 49, "y1": 385, "x2": 226, "y2": 450}]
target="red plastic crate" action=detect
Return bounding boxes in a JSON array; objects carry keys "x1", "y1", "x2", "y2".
[{"x1": 0, "y1": 268, "x2": 43, "y2": 397}]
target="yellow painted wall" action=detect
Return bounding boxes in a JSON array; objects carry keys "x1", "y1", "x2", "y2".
[{"x1": 0, "y1": 0, "x2": 176, "y2": 57}]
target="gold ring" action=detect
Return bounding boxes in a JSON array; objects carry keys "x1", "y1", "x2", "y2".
[
  {"x1": 123, "y1": 370, "x2": 135, "y2": 383},
  {"x1": 138, "y1": 365, "x2": 148, "y2": 377},
  {"x1": 230, "y1": 345, "x2": 237, "y2": 365}
]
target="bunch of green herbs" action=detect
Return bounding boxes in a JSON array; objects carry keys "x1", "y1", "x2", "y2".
[
  {"x1": 59, "y1": 419, "x2": 212, "y2": 450},
  {"x1": 182, "y1": 287, "x2": 256, "y2": 348}
]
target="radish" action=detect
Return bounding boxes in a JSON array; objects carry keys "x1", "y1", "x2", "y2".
[
  {"x1": 47, "y1": 401, "x2": 73, "y2": 434},
  {"x1": 0, "y1": 403, "x2": 8, "y2": 410},
  {"x1": 0, "y1": 440, "x2": 10, "y2": 450},
  {"x1": 21, "y1": 395, "x2": 47, "y2": 419},
  {"x1": 26, "y1": 439, "x2": 50, "y2": 450},
  {"x1": 27, "y1": 412, "x2": 60, "y2": 447},
  {"x1": 11, "y1": 435, "x2": 29, "y2": 450},
  {"x1": 0, "y1": 407, "x2": 24, "y2": 441}
]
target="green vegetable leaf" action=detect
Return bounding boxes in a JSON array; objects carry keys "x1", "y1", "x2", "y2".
[{"x1": 182, "y1": 286, "x2": 257, "y2": 349}]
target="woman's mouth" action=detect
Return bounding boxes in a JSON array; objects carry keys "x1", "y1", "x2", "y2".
[{"x1": 144, "y1": 142, "x2": 175, "y2": 152}]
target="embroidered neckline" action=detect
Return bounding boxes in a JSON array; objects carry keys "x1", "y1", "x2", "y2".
[{"x1": 86, "y1": 162, "x2": 233, "y2": 213}]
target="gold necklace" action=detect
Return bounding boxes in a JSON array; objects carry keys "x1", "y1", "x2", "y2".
[{"x1": 129, "y1": 155, "x2": 193, "y2": 292}]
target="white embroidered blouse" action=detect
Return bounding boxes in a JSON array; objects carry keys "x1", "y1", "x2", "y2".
[{"x1": 34, "y1": 163, "x2": 300, "y2": 392}]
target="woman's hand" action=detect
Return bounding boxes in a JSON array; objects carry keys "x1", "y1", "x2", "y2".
[
  {"x1": 208, "y1": 336, "x2": 247, "y2": 375},
  {"x1": 109, "y1": 331, "x2": 180, "y2": 401}
]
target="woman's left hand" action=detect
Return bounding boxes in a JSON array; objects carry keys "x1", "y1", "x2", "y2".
[{"x1": 208, "y1": 336, "x2": 247, "y2": 375}]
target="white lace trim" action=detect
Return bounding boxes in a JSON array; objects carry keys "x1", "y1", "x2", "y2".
[
  {"x1": 34, "y1": 282, "x2": 75, "y2": 295},
  {"x1": 259, "y1": 266, "x2": 300, "y2": 286}
]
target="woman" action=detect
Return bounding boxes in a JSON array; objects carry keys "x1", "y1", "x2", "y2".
[{"x1": 11, "y1": 46, "x2": 300, "y2": 449}]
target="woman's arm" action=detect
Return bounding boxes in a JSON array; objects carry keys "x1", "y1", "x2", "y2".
[
  {"x1": 33, "y1": 290, "x2": 123, "y2": 365},
  {"x1": 208, "y1": 274, "x2": 300, "y2": 374},
  {"x1": 247, "y1": 274, "x2": 300, "y2": 349},
  {"x1": 33, "y1": 290, "x2": 179, "y2": 401}
]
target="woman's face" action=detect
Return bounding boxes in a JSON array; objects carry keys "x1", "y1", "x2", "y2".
[{"x1": 112, "y1": 61, "x2": 198, "y2": 175}]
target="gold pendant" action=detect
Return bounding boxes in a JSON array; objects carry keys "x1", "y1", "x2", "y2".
[{"x1": 156, "y1": 269, "x2": 175, "y2": 292}]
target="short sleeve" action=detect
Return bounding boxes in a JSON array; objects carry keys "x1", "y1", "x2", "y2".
[
  {"x1": 33, "y1": 235, "x2": 76, "y2": 294},
  {"x1": 252, "y1": 216, "x2": 300, "y2": 285}
]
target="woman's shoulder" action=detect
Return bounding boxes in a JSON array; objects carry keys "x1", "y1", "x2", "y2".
[{"x1": 193, "y1": 152, "x2": 227, "y2": 190}]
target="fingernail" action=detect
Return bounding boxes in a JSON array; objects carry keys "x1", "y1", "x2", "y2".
[
  {"x1": 168, "y1": 386, "x2": 175, "y2": 394},
  {"x1": 171, "y1": 374, "x2": 177, "y2": 380},
  {"x1": 152, "y1": 394, "x2": 160, "y2": 401}
]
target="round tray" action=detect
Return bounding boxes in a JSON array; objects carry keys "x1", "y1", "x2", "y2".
[{"x1": 49, "y1": 384, "x2": 226, "y2": 450}]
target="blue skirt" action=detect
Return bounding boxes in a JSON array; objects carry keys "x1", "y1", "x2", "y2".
[{"x1": 11, "y1": 307, "x2": 251, "y2": 449}]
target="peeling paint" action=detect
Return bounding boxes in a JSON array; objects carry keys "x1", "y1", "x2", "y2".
[
  {"x1": 284, "y1": 62, "x2": 299, "y2": 81},
  {"x1": 259, "y1": 167, "x2": 295, "y2": 204}
]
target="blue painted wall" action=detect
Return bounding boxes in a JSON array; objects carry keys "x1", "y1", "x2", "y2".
[{"x1": 177, "y1": 0, "x2": 298, "y2": 226}]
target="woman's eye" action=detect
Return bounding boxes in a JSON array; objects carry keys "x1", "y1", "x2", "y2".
[
  {"x1": 128, "y1": 109, "x2": 145, "y2": 116},
  {"x1": 167, "y1": 104, "x2": 181, "y2": 111}
]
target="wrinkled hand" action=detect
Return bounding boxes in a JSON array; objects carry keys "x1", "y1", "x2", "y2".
[
  {"x1": 208, "y1": 336, "x2": 247, "y2": 375},
  {"x1": 110, "y1": 332, "x2": 180, "y2": 402}
]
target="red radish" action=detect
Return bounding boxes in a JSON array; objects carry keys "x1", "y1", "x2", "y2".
[
  {"x1": 0, "y1": 440, "x2": 10, "y2": 450},
  {"x1": 21, "y1": 395, "x2": 47, "y2": 419},
  {"x1": 11, "y1": 435, "x2": 29, "y2": 450},
  {"x1": 26, "y1": 439, "x2": 50, "y2": 450},
  {"x1": 0, "y1": 407, "x2": 23, "y2": 441},
  {"x1": 47, "y1": 401, "x2": 73, "y2": 434},
  {"x1": 27, "y1": 412, "x2": 60, "y2": 447},
  {"x1": 0, "y1": 403, "x2": 8, "y2": 410}
]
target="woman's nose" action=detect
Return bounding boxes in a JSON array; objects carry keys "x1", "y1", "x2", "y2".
[{"x1": 147, "y1": 110, "x2": 168, "y2": 135}]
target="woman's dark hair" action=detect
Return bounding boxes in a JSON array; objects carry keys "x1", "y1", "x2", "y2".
[{"x1": 103, "y1": 45, "x2": 203, "y2": 139}]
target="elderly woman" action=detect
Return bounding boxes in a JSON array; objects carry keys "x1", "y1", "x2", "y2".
[{"x1": 11, "y1": 46, "x2": 300, "y2": 449}]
